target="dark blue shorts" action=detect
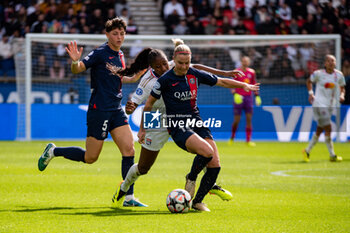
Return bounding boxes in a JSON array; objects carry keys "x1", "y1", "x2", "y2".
[
  {"x1": 87, "y1": 108, "x2": 128, "y2": 140},
  {"x1": 234, "y1": 95, "x2": 253, "y2": 115},
  {"x1": 169, "y1": 127, "x2": 213, "y2": 151}
]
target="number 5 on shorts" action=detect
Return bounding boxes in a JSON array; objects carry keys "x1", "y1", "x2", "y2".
[{"x1": 102, "y1": 120, "x2": 108, "y2": 131}]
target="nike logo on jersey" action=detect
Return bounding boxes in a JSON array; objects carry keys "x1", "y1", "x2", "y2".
[
  {"x1": 109, "y1": 56, "x2": 115, "y2": 59},
  {"x1": 172, "y1": 82, "x2": 180, "y2": 86}
]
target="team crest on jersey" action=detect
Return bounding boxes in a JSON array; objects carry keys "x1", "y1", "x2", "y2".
[
  {"x1": 101, "y1": 132, "x2": 107, "y2": 138},
  {"x1": 186, "y1": 75, "x2": 196, "y2": 84},
  {"x1": 136, "y1": 88, "x2": 143, "y2": 95},
  {"x1": 324, "y1": 82, "x2": 335, "y2": 88},
  {"x1": 154, "y1": 81, "x2": 161, "y2": 90},
  {"x1": 146, "y1": 138, "x2": 152, "y2": 145}
]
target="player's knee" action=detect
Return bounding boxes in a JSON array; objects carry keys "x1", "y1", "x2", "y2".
[
  {"x1": 84, "y1": 154, "x2": 99, "y2": 164},
  {"x1": 200, "y1": 147, "x2": 214, "y2": 158},
  {"x1": 123, "y1": 145, "x2": 135, "y2": 157}
]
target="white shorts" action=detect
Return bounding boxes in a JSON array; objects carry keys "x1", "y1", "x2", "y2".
[
  {"x1": 142, "y1": 129, "x2": 170, "y2": 151},
  {"x1": 313, "y1": 107, "x2": 333, "y2": 127}
]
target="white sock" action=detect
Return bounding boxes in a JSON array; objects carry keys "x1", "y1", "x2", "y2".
[
  {"x1": 120, "y1": 163, "x2": 140, "y2": 193},
  {"x1": 325, "y1": 136, "x2": 335, "y2": 157},
  {"x1": 125, "y1": 194, "x2": 134, "y2": 202},
  {"x1": 306, "y1": 134, "x2": 319, "y2": 153}
]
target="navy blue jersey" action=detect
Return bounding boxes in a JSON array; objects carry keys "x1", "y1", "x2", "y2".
[
  {"x1": 150, "y1": 67, "x2": 218, "y2": 117},
  {"x1": 82, "y1": 42, "x2": 126, "y2": 111}
]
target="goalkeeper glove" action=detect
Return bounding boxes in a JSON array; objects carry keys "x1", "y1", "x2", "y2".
[
  {"x1": 255, "y1": 96, "x2": 262, "y2": 106},
  {"x1": 234, "y1": 93, "x2": 243, "y2": 104}
]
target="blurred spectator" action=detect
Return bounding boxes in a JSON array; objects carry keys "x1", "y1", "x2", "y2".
[
  {"x1": 31, "y1": 13, "x2": 48, "y2": 33},
  {"x1": 165, "y1": 10, "x2": 180, "y2": 34},
  {"x1": 106, "y1": 8, "x2": 116, "y2": 21},
  {"x1": 291, "y1": 50, "x2": 307, "y2": 80},
  {"x1": 289, "y1": 18, "x2": 300, "y2": 34},
  {"x1": 334, "y1": 18, "x2": 347, "y2": 35},
  {"x1": 338, "y1": 0, "x2": 349, "y2": 19},
  {"x1": 212, "y1": 0, "x2": 223, "y2": 20},
  {"x1": 254, "y1": 6, "x2": 269, "y2": 25},
  {"x1": 115, "y1": 0, "x2": 129, "y2": 17},
  {"x1": 261, "y1": 48, "x2": 276, "y2": 79},
  {"x1": 245, "y1": 0, "x2": 267, "y2": 18},
  {"x1": 270, "y1": 53, "x2": 293, "y2": 80},
  {"x1": 204, "y1": 16, "x2": 218, "y2": 35},
  {"x1": 342, "y1": 59, "x2": 350, "y2": 78},
  {"x1": 221, "y1": 16, "x2": 232, "y2": 34},
  {"x1": 184, "y1": 0, "x2": 198, "y2": 17},
  {"x1": 163, "y1": 0, "x2": 185, "y2": 19},
  {"x1": 302, "y1": 14, "x2": 316, "y2": 34},
  {"x1": 0, "y1": 35, "x2": 15, "y2": 77},
  {"x1": 307, "y1": 0, "x2": 318, "y2": 15},
  {"x1": 299, "y1": 43, "x2": 314, "y2": 65},
  {"x1": 50, "y1": 60, "x2": 65, "y2": 80},
  {"x1": 189, "y1": 19, "x2": 205, "y2": 34},
  {"x1": 286, "y1": 44, "x2": 297, "y2": 61},
  {"x1": 231, "y1": 10, "x2": 239, "y2": 27},
  {"x1": 198, "y1": 0, "x2": 212, "y2": 19},
  {"x1": 126, "y1": 17, "x2": 138, "y2": 34},
  {"x1": 89, "y1": 9, "x2": 104, "y2": 33},
  {"x1": 234, "y1": 19, "x2": 247, "y2": 35},
  {"x1": 256, "y1": 15, "x2": 275, "y2": 34},
  {"x1": 33, "y1": 54, "x2": 49, "y2": 77},
  {"x1": 292, "y1": 1, "x2": 307, "y2": 19},
  {"x1": 278, "y1": 3, "x2": 292, "y2": 21},
  {"x1": 276, "y1": 21, "x2": 290, "y2": 34},
  {"x1": 173, "y1": 19, "x2": 189, "y2": 35},
  {"x1": 120, "y1": 8, "x2": 129, "y2": 25},
  {"x1": 281, "y1": 56, "x2": 294, "y2": 81}
]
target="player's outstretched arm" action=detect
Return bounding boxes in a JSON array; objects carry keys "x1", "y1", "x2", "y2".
[
  {"x1": 122, "y1": 69, "x2": 147, "y2": 83},
  {"x1": 106, "y1": 63, "x2": 147, "y2": 83},
  {"x1": 138, "y1": 95, "x2": 157, "y2": 144},
  {"x1": 65, "y1": 40, "x2": 86, "y2": 74},
  {"x1": 216, "y1": 77, "x2": 260, "y2": 92},
  {"x1": 306, "y1": 78, "x2": 315, "y2": 104},
  {"x1": 340, "y1": 86, "x2": 345, "y2": 103},
  {"x1": 192, "y1": 64, "x2": 244, "y2": 78}
]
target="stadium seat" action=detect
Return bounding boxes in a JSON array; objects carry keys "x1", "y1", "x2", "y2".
[{"x1": 243, "y1": 19, "x2": 257, "y2": 34}]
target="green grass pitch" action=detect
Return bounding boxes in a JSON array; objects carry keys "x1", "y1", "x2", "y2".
[{"x1": 0, "y1": 141, "x2": 349, "y2": 233}]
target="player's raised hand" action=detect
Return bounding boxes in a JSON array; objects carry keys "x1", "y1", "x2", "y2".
[
  {"x1": 65, "y1": 40, "x2": 83, "y2": 62},
  {"x1": 243, "y1": 83, "x2": 260, "y2": 92}
]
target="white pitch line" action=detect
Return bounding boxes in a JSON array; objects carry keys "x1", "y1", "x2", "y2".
[{"x1": 270, "y1": 169, "x2": 341, "y2": 180}]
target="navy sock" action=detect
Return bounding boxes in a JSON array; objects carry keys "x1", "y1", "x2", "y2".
[
  {"x1": 54, "y1": 147, "x2": 86, "y2": 163},
  {"x1": 193, "y1": 167, "x2": 221, "y2": 204},
  {"x1": 187, "y1": 155, "x2": 212, "y2": 181},
  {"x1": 122, "y1": 156, "x2": 134, "y2": 195}
]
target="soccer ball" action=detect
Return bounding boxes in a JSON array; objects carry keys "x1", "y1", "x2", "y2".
[{"x1": 166, "y1": 189, "x2": 192, "y2": 213}]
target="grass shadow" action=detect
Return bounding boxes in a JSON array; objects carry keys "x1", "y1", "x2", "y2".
[
  {"x1": 272, "y1": 160, "x2": 324, "y2": 164},
  {"x1": 5, "y1": 205, "x2": 199, "y2": 217}
]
